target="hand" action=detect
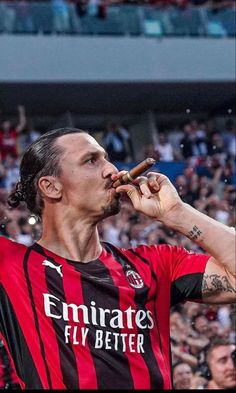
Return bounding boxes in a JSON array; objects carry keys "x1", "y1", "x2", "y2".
[
  {"x1": 17, "y1": 105, "x2": 25, "y2": 112},
  {"x1": 112, "y1": 171, "x2": 182, "y2": 221}
]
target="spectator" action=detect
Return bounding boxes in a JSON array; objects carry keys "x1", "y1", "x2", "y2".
[
  {"x1": 72, "y1": 0, "x2": 88, "y2": 17},
  {"x1": 17, "y1": 119, "x2": 41, "y2": 155},
  {"x1": 15, "y1": 0, "x2": 34, "y2": 33},
  {"x1": 172, "y1": 362, "x2": 194, "y2": 389},
  {"x1": 0, "y1": 0, "x2": 16, "y2": 33},
  {"x1": 208, "y1": 131, "x2": 226, "y2": 159},
  {"x1": 206, "y1": 339, "x2": 236, "y2": 389},
  {"x1": 4, "y1": 154, "x2": 20, "y2": 192},
  {"x1": 102, "y1": 121, "x2": 134, "y2": 162},
  {"x1": 154, "y1": 132, "x2": 174, "y2": 162},
  {"x1": 223, "y1": 119, "x2": 236, "y2": 159},
  {"x1": 0, "y1": 105, "x2": 26, "y2": 160},
  {"x1": 168, "y1": 124, "x2": 184, "y2": 161},
  {"x1": 180, "y1": 122, "x2": 208, "y2": 160},
  {"x1": 52, "y1": 0, "x2": 70, "y2": 33}
]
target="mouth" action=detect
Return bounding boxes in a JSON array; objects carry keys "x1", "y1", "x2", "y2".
[
  {"x1": 108, "y1": 187, "x2": 116, "y2": 194},
  {"x1": 105, "y1": 180, "x2": 114, "y2": 190},
  {"x1": 108, "y1": 187, "x2": 120, "y2": 199},
  {"x1": 225, "y1": 373, "x2": 236, "y2": 380},
  {"x1": 105, "y1": 180, "x2": 120, "y2": 200}
]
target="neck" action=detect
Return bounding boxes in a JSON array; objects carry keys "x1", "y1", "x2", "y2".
[
  {"x1": 207, "y1": 380, "x2": 221, "y2": 390},
  {"x1": 37, "y1": 208, "x2": 102, "y2": 263}
]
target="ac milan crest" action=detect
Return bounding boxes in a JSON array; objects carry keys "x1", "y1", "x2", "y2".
[{"x1": 125, "y1": 270, "x2": 144, "y2": 289}]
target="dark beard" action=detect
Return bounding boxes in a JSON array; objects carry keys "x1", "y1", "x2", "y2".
[{"x1": 101, "y1": 193, "x2": 121, "y2": 219}]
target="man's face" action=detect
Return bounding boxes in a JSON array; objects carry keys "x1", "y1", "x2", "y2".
[
  {"x1": 173, "y1": 363, "x2": 193, "y2": 389},
  {"x1": 208, "y1": 345, "x2": 236, "y2": 389},
  {"x1": 55, "y1": 133, "x2": 121, "y2": 221},
  {"x1": 194, "y1": 316, "x2": 208, "y2": 334}
]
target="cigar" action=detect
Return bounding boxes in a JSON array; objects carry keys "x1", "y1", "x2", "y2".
[{"x1": 112, "y1": 158, "x2": 156, "y2": 188}]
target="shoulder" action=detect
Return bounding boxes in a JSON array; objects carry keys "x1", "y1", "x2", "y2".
[
  {"x1": 0, "y1": 235, "x2": 12, "y2": 248},
  {"x1": 103, "y1": 241, "x2": 199, "y2": 264},
  {"x1": 0, "y1": 236, "x2": 25, "y2": 257},
  {"x1": 108, "y1": 243, "x2": 180, "y2": 259},
  {"x1": 0, "y1": 236, "x2": 13, "y2": 263},
  {"x1": 130, "y1": 243, "x2": 182, "y2": 259}
]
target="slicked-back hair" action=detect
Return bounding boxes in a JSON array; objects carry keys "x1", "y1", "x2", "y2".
[{"x1": 7, "y1": 127, "x2": 87, "y2": 218}]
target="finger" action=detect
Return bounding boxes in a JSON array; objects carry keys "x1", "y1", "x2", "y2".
[
  {"x1": 133, "y1": 174, "x2": 159, "y2": 194},
  {"x1": 148, "y1": 172, "x2": 171, "y2": 189},
  {"x1": 115, "y1": 184, "x2": 142, "y2": 209},
  {"x1": 137, "y1": 176, "x2": 151, "y2": 198},
  {"x1": 147, "y1": 173, "x2": 160, "y2": 192},
  {"x1": 111, "y1": 170, "x2": 127, "y2": 181},
  {"x1": 147, "y1": 172, "x2": 169, "y2": 184}
]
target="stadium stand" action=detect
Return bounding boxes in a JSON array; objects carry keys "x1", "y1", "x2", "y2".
[{"x1": 0, "y1": 0, "x2": 235, "y2": 389}]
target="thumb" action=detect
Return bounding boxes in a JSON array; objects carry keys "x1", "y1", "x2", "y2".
[{"x1": 116, "y1": 184, "x2": 141, "y2": 208}]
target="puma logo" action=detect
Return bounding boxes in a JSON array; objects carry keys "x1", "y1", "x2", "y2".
[{"x1": 42, "y1": 260, "x2": 63, "y2": 277}]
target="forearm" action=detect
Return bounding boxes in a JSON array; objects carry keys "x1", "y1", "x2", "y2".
[
  {"x1": 16, "y1": 106, "x2": 26, "y2": 133},
  {"x1": 172, "y1": 346, "x2": 198, "y2": 367},
  {"x1": 162, "y1": 202, "x2": 236, "y2": 277}
]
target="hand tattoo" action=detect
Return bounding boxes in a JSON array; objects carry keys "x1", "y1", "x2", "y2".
[
  {"x1": 187, "y1": 225, "x2": 202, "y2": 241},
  {"x1": 202, "y1": 273, "x2": 236, "y2": 297}
]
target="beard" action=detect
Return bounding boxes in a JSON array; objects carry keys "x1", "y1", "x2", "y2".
[{"x1": 101, "y1": 192, "x2": 121, "y2": 219}]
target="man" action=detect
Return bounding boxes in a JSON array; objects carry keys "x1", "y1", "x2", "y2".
[
  {"x1": 0, "y1": 127, "x2": 235, "y2": 389},
  {"x1": 206, "y1": 339, "x2": 236, "y2": 389},
  {"x1": 173, "y1": 362, "x2": 208, "y2": 390},
  {"x1": 102, "y1": 121, "x2": 134, "y2": 162},
  {"x1": 0, "y1": 105, "x2": 26, "y2": 160}
]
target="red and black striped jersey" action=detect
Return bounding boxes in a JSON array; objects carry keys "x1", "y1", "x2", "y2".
[
  {"x1": 0, "y1": 236, "x2": 209, "y2": 389},
  {"x1": 0, "y1": 338, "x2": 20, "y2": 389}
]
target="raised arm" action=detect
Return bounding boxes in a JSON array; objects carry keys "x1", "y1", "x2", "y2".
[
  {"x1": 164, "y1": 201, "x2": 235, "y2": 304},
  {"x1": 15, "y1": 105, "x2": 27, "y2": 134},
  {"x1": 114, "y1": 172, "x2": 236, "y2": 304}
]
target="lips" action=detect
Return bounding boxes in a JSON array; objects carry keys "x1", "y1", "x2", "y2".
[
  {"x1": 225, "y1": 373, "x2": 236, "y2": 380},
  {"x1": 105, "y1": 180, "x2": 114, "y2": 190}
]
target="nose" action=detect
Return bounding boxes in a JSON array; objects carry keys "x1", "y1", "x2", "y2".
[{"x1": 102, "y1": 159, "x2": 118, "y2": 178}]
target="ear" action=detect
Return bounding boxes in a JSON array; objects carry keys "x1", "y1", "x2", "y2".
[{"x1": 38, "y1": 176, "x2": 62, "y2": 200}]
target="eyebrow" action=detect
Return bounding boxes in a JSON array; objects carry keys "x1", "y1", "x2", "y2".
[{"x1": 80, "y1": 150, "x2": 108, "y2": 161}]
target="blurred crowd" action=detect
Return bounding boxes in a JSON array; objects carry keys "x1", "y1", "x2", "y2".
[
  {"x1": 0, "y1": 0, "x2": 234, "y2": 38},
  {"x1": 0, "y1": 0, "x2": 235, "y2": 8},
  {"x1": 0, "y1": 106, "x2": 235, "y2": 389}
]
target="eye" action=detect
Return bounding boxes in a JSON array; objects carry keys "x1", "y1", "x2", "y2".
[{"x1": 85, "y1": 157, "x2": 96, "y2": 164}]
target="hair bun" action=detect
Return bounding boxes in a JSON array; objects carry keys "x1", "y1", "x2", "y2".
[{"x1": 7, "y1": 181, "x2": 25, "y2": 208}]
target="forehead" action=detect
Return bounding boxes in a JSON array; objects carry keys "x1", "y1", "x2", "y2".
[
  {"x1": 175, "y1": 364, "x2": 191, "y2": 373},
  {"x1": 56, "y1": 133, "x2": 104, "y2": 157},
  {"x1": 211, "y1": 345, "x2": 235, "y2": 359}
]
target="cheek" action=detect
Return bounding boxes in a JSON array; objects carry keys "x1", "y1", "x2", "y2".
[{"x1": 212, "y1": 364, "x2": 224, "y2": 376}]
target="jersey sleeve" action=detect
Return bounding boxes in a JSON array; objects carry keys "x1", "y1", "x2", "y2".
[
  {"x1": 0, "y1": 236, "x2": 11, "y2": 279},
  {"x1": 169, "y1": 246, "x2": 210, "y2": 305},
  {"x1": 144, "y1": 244, "x2": 210, "y2": 306},
  {"x1": 0, "y1": 236, "x2": 8, "y2": 261}
]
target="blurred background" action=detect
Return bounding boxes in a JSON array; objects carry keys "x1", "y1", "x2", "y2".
[{"x1": 0, "y1": 0, "x2": 235, "y2": 390}]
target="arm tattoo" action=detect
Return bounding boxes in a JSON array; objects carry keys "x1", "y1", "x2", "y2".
[
  {"x1": 187, "y1": 225, "x2": 202, "y2": 241},
  {"x1": 202, "y1": 273, "x2": 236, "y2": 297}
]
